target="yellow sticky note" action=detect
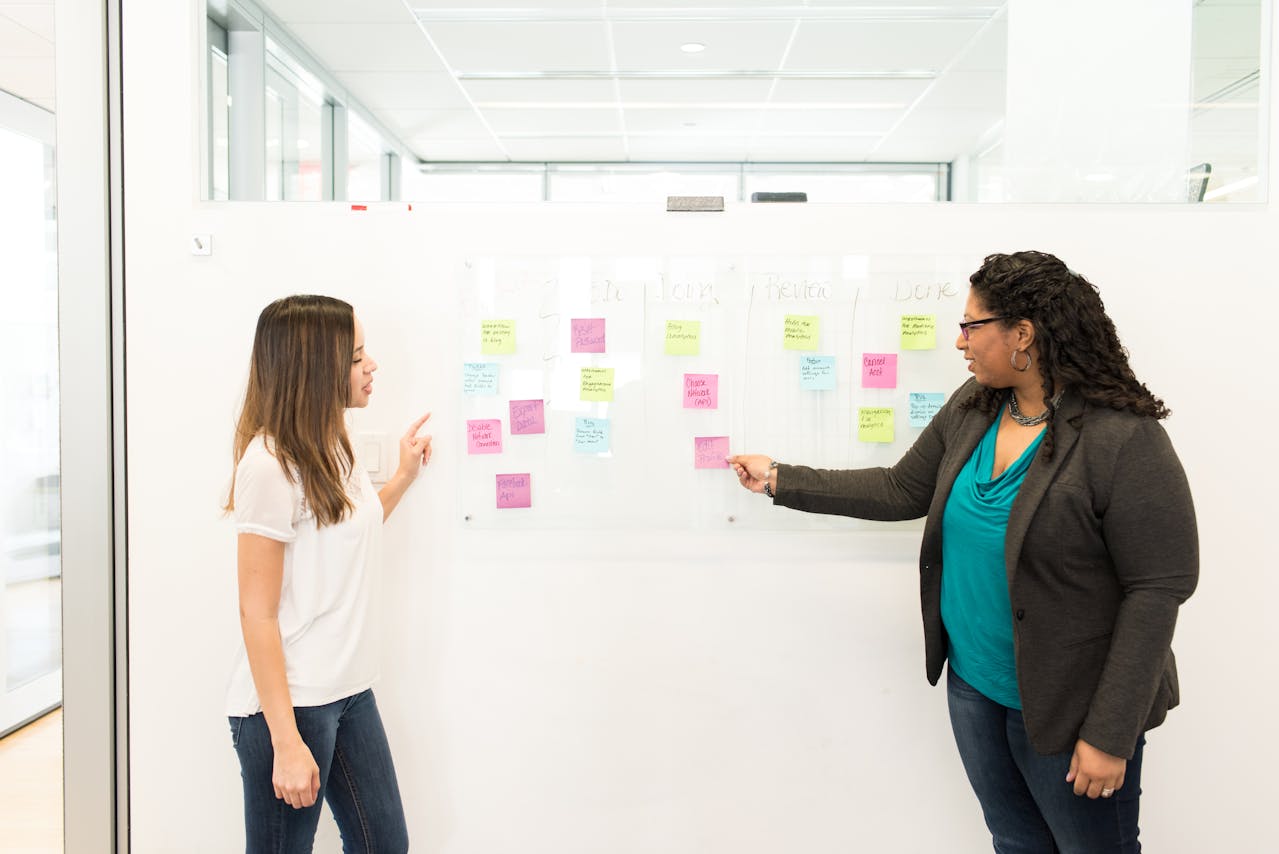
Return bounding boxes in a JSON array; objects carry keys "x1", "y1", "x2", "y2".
[
  {"x1": 481, "y1": 319, "x2": 516, "y2": 354},
  {"x1": 901, "y1": 314, "x2": 937, "y2": 350},
  {"x1": 580, "y1": 367, "x2": 615, "y2": 402},
  {"x1": 783, "y1": 315, "x2": 820, "y2": 351},
  {"x1": 665, "y1": 320, "x2": 701, "y2": 356},
  {"x1": 857, "y1": 407, "x2": 895, "y2": 443}
]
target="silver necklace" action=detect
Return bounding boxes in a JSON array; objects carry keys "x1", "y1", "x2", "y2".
[{"x1": 1008, "y1": 389, "x2": 1064, "y2": 427}]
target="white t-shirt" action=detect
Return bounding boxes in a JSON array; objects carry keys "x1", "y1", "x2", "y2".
[{"x1": 226, "y1": 435, "x2": 383, "y2": 716}]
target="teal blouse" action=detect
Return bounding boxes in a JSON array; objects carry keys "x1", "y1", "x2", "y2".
[{"x1": 941, "y1": 415, "x2": 1045, "y2": 709}]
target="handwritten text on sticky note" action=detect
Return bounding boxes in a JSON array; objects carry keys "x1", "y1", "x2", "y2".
[
  {"x1": 580, "y1": 367, "x2": 615, "y2": 402},
  {"x1": 783, "y1": 315, "x2": 820, "y2": 351},
  {"x1": 462, "y1": 362, "x2": 499, "y2": 396},
  {"x1": 861, "y1": 353, "x2": 898, "y2": 389},
  {"x1": 858, "y1": 407, "x2": 895, "y2": 443},
  {"x1": 665, "y1": 320, "x2": 701, "y2": 355},
  {"x1": 571, "y1": 318, "x2": 606, "y2": 353},
  {"x1": 694, "y1": 436, "x2": 730, "y2": 469},
  {"x1": 683, "y1": 373, "x2": 719, "y2": 409},
  {"x1": 480, "y1": 319, "x2": 516, "y2": 354},
  {"x1": 466, "y1": 419, "x2": 503, "y2": 455},
  {"x1": 909, "y1": 392, "x2": 945, "y2": 427},
  {"x1": 900, "y1": 314, "x2": 937, "y2": 350},
  {"x1": 574, "y1": 417, "x2": 610, "y2": 453},
  {"x1": 799, "y1": 355, "x2": 836, "y2": 390},
  {"x1": 509, "y1": 399, "x2": 545, "y2": 435},
  {"x1": 495, "y1": 473, "x2": 531, "y2": 509}
]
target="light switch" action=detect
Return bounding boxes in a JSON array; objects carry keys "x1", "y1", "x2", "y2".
[{"x1": 353, "y1": 432, "x2": 387, "y2": 482}]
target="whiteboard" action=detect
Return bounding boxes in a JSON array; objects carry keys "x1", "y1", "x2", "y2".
[{"x1": 456, "y1": 253, "x2": 975, "y2": 529}]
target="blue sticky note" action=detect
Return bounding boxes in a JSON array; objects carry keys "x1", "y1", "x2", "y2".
[
  {"x1": 462, "y1": 362, "x2": 499, "y2": 396},
  {"x1": 573, "y1": 417, "x2": 610, "y2": 453},
  {"x1": 799, "y1": 355, "x2": 836, "y2": 391},
  {"x1": 909, "y1": 392, "x2": 945, "y2": 427}
]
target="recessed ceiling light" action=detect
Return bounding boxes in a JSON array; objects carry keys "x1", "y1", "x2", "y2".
[{"x1": 680, "y1": 42, "x2": 706, "y2": 53}]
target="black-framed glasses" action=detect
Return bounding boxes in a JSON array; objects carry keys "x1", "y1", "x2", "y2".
[{"x1": 958, "y1": 316, "x2": 1010, "y2": 340}]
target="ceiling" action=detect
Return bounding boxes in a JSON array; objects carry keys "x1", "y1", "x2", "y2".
[{"x1": 0, "y1": 0, "x2": 1263, "y2": 172}]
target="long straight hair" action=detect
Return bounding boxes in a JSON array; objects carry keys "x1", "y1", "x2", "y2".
[{"x1": 225, "y1": 295, "x2": 356, "y2": 527}]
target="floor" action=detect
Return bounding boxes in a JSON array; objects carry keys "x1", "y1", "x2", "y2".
[{"x1": 0, "y1": 707, "x2": 63, "y2": 853}]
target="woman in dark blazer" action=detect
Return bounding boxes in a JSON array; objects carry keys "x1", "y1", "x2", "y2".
[{"x1": 730, "y1": 251, "x2": 1197, "y2": 854}]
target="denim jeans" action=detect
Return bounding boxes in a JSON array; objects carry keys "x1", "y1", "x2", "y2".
[
  {"x1": 947, "y1": 667, "x2": 1143, "y2": 854},
  {"x1": 229, "y1": 689, "x2": 409, "y2": 854}
]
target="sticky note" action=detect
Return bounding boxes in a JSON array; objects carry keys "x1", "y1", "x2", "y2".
[
  {"x1": 858, "y1": 407, "x2": 895, "y2": 443},
  {"x1": 861, "y1": 353, "x2": 898, "y2": 389},
  {"x1": 462, "y1": 362, "x2": 499, "y2": 396},
  {"x1": 571, "y1": 318, "x2": 606, "y2": 353},
  {"x1": 800, "y1": 355, "x2": 836, "y2": 390},
  {"x1": 580, "y1": 367, "x2": 615, "y2": 401},
  {"x1": 909, "y1": 392, "x2": 945, "y2": 427},
  {"x1": 901, "y1": 314, "x2": 937, "y2": 350},
  {"x1": 665, "y1": 320, "x2": 701, "y2": 356},
  {"x1": 694, "y1": 436, "x2": 730, "y2": 469},
  {"x1": 496, "y1": 473, "x2": 531, "y2": 509},
  {"x1": 466, "y1": 419, "x2": 503, "y2": 455},
  {"x1": 783, "y1": 315, "x2": 820, "y2": 351},
  {"x1": 509, "y1": 399, "x2": 546, "y2": 435},
  {"x1": 683, "y1": 373, "x2": 719, "y2": 409},
  {"x1": 574, "y1": 417, "x2": 610, "y2": 453},
  {"x1": 480, "y1": 319, "x2": 516, "y2": 354}
]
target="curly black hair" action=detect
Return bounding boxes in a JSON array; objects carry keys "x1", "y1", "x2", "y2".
[{"x1": 959, "y1": 251, "x2": 1169, "y2": 457}]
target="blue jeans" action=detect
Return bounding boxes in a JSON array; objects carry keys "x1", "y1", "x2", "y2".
[
  {"x1": 947, "y1": 667, "x2": 1143, "y2": 854},
  {"x1": 229, "y1": 689, "x2": 409, "y2": 854}
]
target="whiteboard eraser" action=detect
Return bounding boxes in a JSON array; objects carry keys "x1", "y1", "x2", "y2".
[
  {"x1": 667, "y1": 196, "x2": 725, "y2": 212},
  {"x1": 751, "y1": 192, "x2": 808, "y2": 203}
]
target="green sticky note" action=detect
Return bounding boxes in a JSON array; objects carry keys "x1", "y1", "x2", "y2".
[
  {"x1": 481, "y1": 319, "x2": 516, "y2": 354},
  {"x1": 580, "y1": 367, "x2": 615, "y2": 401},
  {"x1": 857, "y1": 407, "x2": 895, "y2": 443},
  {"x1": 901, "y1": 314, "x2": 937, "y2": 350},
  {"x1": 783, "y1": 315, "x2": 820, "y2": 351},
  {"x1": 665, "y1": 320, "x2": 701, "y2": 356}
]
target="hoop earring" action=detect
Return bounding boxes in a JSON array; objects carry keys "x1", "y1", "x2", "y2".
[{"x1": 1011, "y1": 349, "x2": 1032, "y2": 372}]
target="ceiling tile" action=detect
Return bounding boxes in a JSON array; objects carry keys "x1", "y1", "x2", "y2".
[
  {"x1": 0, "y1": 13, "x2": 52, "y2": 55},
  {"x1": 770, "y1": 78, "x2": 931, "y2": 106},
  {"x1": 746, "y1": 136, "x2": 880, "y2": 162},
  {"x1": 484, "y1": 108, "x2": 621, "y2": 134},
  {"x1": 875, "y1": 107, "x2": 1003, "y2": 160},
  {"x1": 338, "y1": 71, "x2": 471, "y2": 110},
  {"x1": 501, "y1": 136, "x2": 628, "y2": 161},
  {"x1": 624, "y1": 108, "x2": 761, "y2": 134},
  {"x1": 786, "y1": 20, "x2": 986, "y2": 71},
  {"x1": 372, "y1": 107, "x2": 492, "y2": 138},
  {"x1": 951, "y1": 14, "x2": 1005, "y2": 73},
  {"x1": 625, "y1": 136, "x2": 750, "y2": 161},
  {"x1": 286, "y1": 23, "x2": 446, "y2": 72},
  {"x1": 425, "y1": 21, "x2": 611, "y2": 71},
  {"x1": 758, "y1": 107, "x2": 900, "y2": 135},
  {"x1": 611, "y1": 21, "x2": 792, "y2": 70},
  {"x1": 462, "y1": 78, "x2": 615, "y2": 104},
  {"x1": 408, "y1": 136, "x2": 509, "y2": 161},
  {"x1": 0, "y1": 5, "x2": 53, "y2": 42},
  {"x1": 915, "y1": 71, "x2": 1004, "y2": 110},
  {"x1": 0, "y1": 55, "x2": 54, "y2": 102},
  {"x1": 260, "y1": 0, "x2": 413, "y2": 24},
  {"x1": 618, "y1": 78, "x2": 773, "y2": 104}
]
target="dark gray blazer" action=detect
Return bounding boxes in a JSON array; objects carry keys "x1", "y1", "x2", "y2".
[{"x1": 773, "y1": 378, "x2": 1198, "y2": 758}]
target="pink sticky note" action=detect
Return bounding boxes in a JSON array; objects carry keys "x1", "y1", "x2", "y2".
[
  {"x1": 683, "y1": 373, "x2": 719, "y2": 409},
  {"x1": 861, "y1": 353, "x2": 899, "y2": 389},
  {"x1": 509, "y1": 399, "x2": 546, "y2": 435},
  {"x1": 694, "y1": 436, "x2": 731, "y2": 469},
  {"x1": 496, "y1": 473, "x2": 531, "y2": 509},
  {"x1": 466, "y1": 419, "x2": 503, "y2": 454},
  {"x1": 571, "y1": 318, "x2": 606, "y2": 353}
]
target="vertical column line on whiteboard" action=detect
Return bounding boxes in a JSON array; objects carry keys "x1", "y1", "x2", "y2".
[{"x1": 740, "y1": 274, "x2": 757, "y2": 454}]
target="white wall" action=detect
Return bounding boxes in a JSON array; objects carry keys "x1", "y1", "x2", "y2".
[{"x1": 123, "y1": 1, "x2": 1279, "y2": 852}]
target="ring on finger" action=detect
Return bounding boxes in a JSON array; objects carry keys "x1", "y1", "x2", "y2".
[{"x1": 1101, "y1": 787, "x2": 1115, "y2": 797}]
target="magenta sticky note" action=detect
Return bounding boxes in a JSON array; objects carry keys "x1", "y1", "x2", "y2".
[
  {"x1": 694, "y1": 436, "x2": 731, "y2": 469},
  {"x1": 496, "y1": 473, "x2": 531, "y2": 509},
  {"x1": 861, "y1": 353, "x2": 898, "y2": 389},
  {"x1": 509, "y1": 399, "x2": 545, "y2": 435},
  {"x1": 571, "y1": 318, "x2": 606, "y2": 353},
  {"x1": 466, "y1": 419, "x2": 503, "y2": 454},
  {"x1": 683, "y1": 373, "x2": 719, "y2": 409}
]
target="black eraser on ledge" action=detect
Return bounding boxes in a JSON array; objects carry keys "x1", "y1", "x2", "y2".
[
  {"x1": 751, "y1": 192, "x2": 808, "y2": 203},
  {"x1": 666, "y1": 196, "x2": 725, "y2": 211}
]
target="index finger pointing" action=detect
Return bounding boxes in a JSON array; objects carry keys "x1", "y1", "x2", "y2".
[{"x1": 405, "y1": 412, "x2": 432, "y2": 437}]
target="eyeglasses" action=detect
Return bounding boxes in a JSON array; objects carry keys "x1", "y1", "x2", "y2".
[{"x1": 958, "y1": 316, "x2": 1010, "y2": 340}]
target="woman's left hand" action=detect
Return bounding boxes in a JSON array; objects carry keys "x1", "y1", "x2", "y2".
[
  {"x1": 1065, "y1": 738, "x2": 1127, "y2": 799},
  {"x1": 395, "y1": 412, "x2": 433, "y2": 481}
]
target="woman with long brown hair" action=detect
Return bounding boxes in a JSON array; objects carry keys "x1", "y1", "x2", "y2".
[
  {"x1": 224, "y1": 295, "x2": 431, "y2": 853},
  {"x1": 731, "y1": 252, "x2": 1197, "y2": 853}
]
